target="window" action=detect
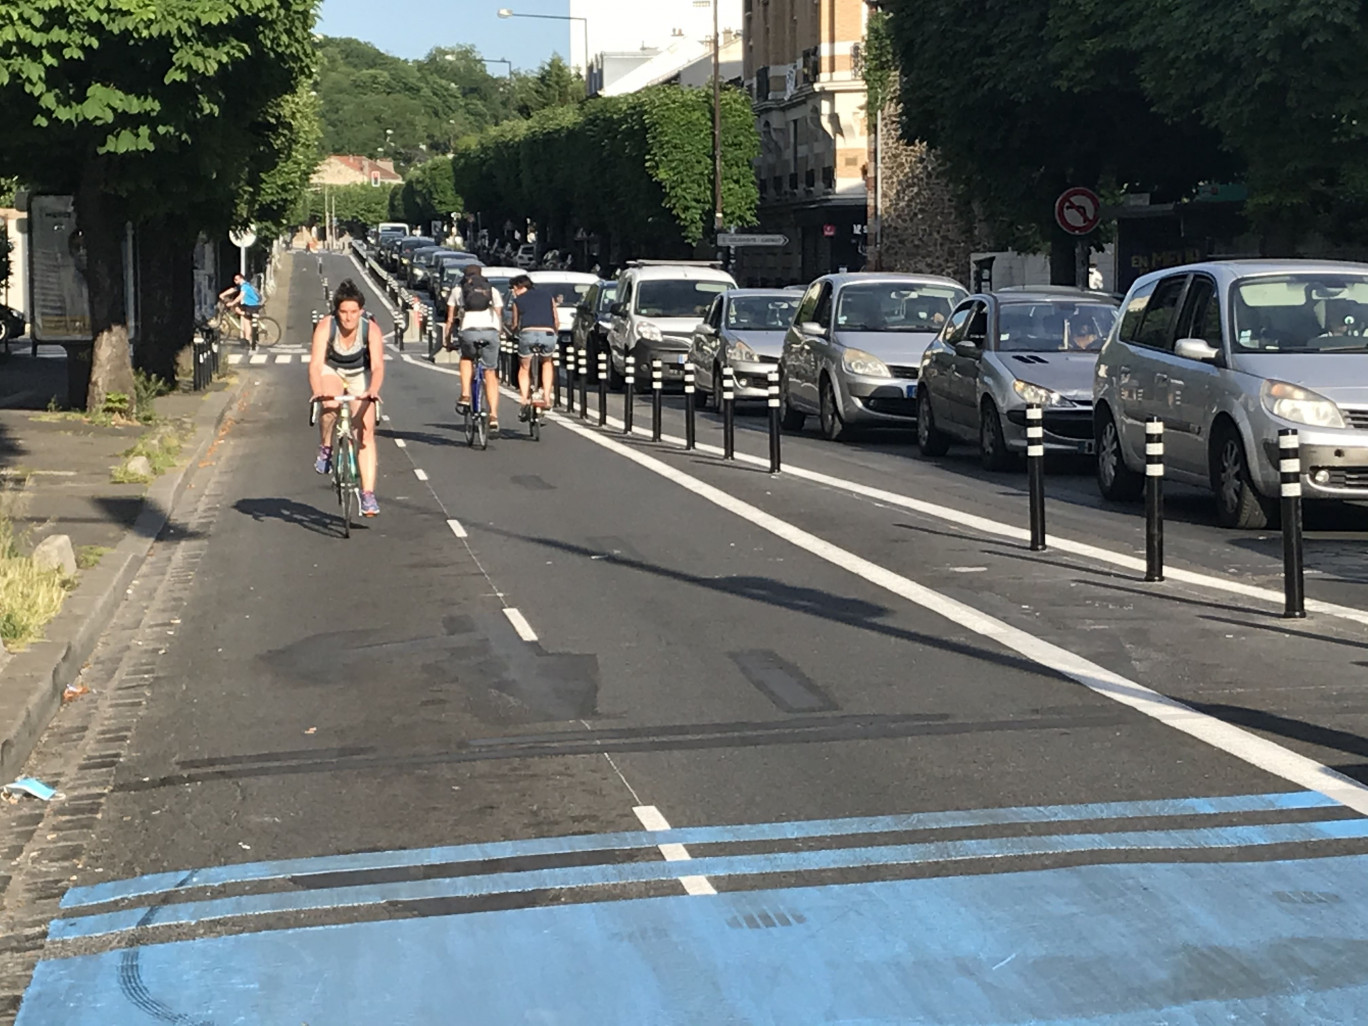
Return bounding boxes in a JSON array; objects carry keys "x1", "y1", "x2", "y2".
[
  {"x1": 1132, "y1": 275, "x2": 1188, "y2": 351},
  {"x1": 1232, "y1": 274, "x2": 1368, "y2": 353},
  {"x1": 941, "y1": 304, "x2": 974, "y2": 344},
  {"x1": 795, "y1": 282, "x2": 822, "y2": 325},
  {"x1": 1116, "y1": 280, "x2": 1155, "y2": 343},
  {"x1": 596, "y1": 282, "x2": 617, "y2": 313},
  {"x1": 1176, "y1": 276, "x2": 1221, "y2": 347},
  {"x1": 833, "y1": 282, "x2": 967, "y2": 332},
  {"x1": 996, "y1": 301, "x2": 1118, "y2": 352},
  {"x1": 727, "y1": 295, "x2": 799, "y2": 330},
  {"x1": 634, "y1": 280, "x2": 729, "y2": 318},
  {"x1": 708, "y1": 296, "x2": 725, "y2": 329},
  {"x1": 812, "y1": 284, "x2": 833, "y2": 329}
]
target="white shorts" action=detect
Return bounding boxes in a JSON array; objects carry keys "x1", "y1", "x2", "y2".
[{"x1": 323, "y1": 365, "x2": 368, "y2": 398}]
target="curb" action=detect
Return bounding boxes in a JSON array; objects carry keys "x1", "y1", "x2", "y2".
[{"x1": 0, "y1": 376, "x2": 248, "y2": 778}]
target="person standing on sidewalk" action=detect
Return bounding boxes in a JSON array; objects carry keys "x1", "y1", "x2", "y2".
[
  {"x1": 446, "y1": 264, "x2": 504, "y2": 431},
  {"x1": 509, "y1": 275, "x2": 558, "y2": 422}
]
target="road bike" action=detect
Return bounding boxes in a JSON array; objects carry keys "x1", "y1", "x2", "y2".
[
  {"x1": 524, "y1": 339, "x2": 556, "y2": 442},
  {"x1": 310, "y1": 392, "x2": 375, "y2": 538},
  {"x1": 459, "y1": 335, "x2": 496, "y2": 450},
  {"x1": 216, "y1": 302, "x2": 281, "y2": 348}
]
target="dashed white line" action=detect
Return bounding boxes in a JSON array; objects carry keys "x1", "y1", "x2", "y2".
[
  {"x1": 393, "y1": 438, "x2": 407, "y2": 448},
  {"x1": 502, "y1": 607, "x2": 538, "y2": 643},
  {"x1": 446, "y1": 519, "x2": 468, "y2": 539},
  {"x1": 248, "y1": 354, "x2": 268, "y2": 365},
  {"x1": 413, "y1": 468, "x2": 428, "y2": 481},
  {"x1": 227, "y1": 354, "x2": 244, "y2": 365},
  {"x1": 274, "y1": 354, "x2": 293, "y2": 365},
  {"x1": 634, "y1": 805, "x2": 716, "y2": 896}
]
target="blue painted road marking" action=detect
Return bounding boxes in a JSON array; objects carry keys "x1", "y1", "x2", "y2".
[
  {"x1": 61, "y1": 789, "x2": 1339, "y2": 909},
  {"x1": 20, "y1": 855, "x2": 1368, "y2": 1025}
]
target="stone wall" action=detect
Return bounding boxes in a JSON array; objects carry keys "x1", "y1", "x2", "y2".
[{"x1": 868, "y1": 99, "x2": 981, "y2": 285}]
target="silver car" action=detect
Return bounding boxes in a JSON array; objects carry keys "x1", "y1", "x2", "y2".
[
  {"x1": 689, "y1": 289, "x2": 800, "y2": 404},
  {"x1": 917, "y1": 288, "x2": 1120, "y2": 470},
  {"x1": 778, "y1": 273, "x2": 967, "y2": 439},
  {"x1": 1094, "y1": 259, "x2": 1368, "y2": 528}
]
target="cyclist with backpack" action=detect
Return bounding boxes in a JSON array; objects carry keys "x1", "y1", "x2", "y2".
[
  {"x1": 446, "y1": 264, "x2": 504, "y2": 432},
  {"x1": 310, "y1": 279, "x2": 385, "y2": 516}
]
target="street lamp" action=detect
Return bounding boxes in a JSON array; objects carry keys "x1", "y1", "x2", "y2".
[
  {"x1": 693, "y1": 0, "x2": 724, "y2": 232},
  {"x1": 497, "y1": 8, "x2": 590, "y2": 86}
]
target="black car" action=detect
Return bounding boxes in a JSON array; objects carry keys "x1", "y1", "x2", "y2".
[
  {"x1": 571, "y1": 280, "x2": 617, "y2": 381},
  {"x1": 0, "y1": 304, "x2": 25, "y2": 344}
]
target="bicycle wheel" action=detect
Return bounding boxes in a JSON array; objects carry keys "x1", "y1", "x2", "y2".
[
  {"x1": 477, "y1": 413, "x2": 489, "y2": 450},
  {"x1": 529, "y1": 405, "x2": 540, "y2": 441},
  {"x1": 334, "y1": 438, "x2": 355, "y2": 537},
  {"x1": 254, "y1": 316, "x2": 282, "y2": 347}
]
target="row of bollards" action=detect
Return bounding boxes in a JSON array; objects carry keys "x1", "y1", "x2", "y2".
[
  {"x1": 1024, "y1": 406, "x2": 1307, "y2": 620},
  {"x1": 190, "y1": 328, "x2": 221, "y2": 390}
]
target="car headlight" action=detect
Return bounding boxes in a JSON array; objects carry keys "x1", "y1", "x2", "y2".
[
  {"x1": 637, "y1": 321, "x2": 663, "y2": 342},
  {"x1": 842, "y1": 348, "x2": 891, "y2": 377},
  {"x1": 1013, "y1": 379, "x2": 1071, "y2": 407},
  {"x1": 1261, "y1": 380, "x2": 1345, "y2": 429},
  {"x1": 730, "y1": 340, "x2": 758, "y2": 362}
]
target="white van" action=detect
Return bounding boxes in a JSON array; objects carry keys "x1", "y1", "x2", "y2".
[{"x1": 606, "y1": 262, "x2": 737, "y2": 387}]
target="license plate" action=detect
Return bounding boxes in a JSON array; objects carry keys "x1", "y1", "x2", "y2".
[{"x1": 905, "y1": 384, "x2": 918, "y2": 399}]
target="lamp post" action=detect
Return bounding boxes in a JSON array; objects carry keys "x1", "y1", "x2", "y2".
[
  {"x1": 497, "y1": 8, "x2": 590, "y2": 88},
  {"x1": 693, "y1": 0, "x2": 724, "y2": 233}
]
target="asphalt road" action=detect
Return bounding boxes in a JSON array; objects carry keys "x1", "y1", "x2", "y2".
[{"x1": 6, "y1": 251, "x2": 1368, "y2": 1023}]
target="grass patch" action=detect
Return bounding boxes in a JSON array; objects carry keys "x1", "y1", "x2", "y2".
[
  {"x1": 34, "y1": 371, "x2": 171, "y2": 428},
  {"x1": 0, "y1": 499, "x2": 74, "y2": 652},
  {"x1": 110, "y1": 420, "x2": 190, "y2": 484},
  {"x1": 76, "y1": 545, "x2": 112, "y2": 570}
]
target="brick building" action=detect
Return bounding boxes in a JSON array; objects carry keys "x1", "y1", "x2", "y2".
[{"x1": 311, "y1": 156, "x2": 402, "y2": 189}]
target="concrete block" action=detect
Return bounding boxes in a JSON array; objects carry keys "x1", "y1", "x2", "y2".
[{"x1": 31, "y1": 534, "x2": 76, "y2": 577}]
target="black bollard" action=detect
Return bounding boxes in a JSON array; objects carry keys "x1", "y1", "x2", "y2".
[
  {"x1": 651, "y1": 358, "x2": 663, "y2": 441},
  {"x1": 623, "y1": 360, "x2": 635, "y2": 435},
  {"x1": 322, "y1": 278, "x2": 329, "y2": 303},
  {"x1": 566, "y1": 341, "x2": 577, "y2": 414},
  {"x1": 1279, "y1": 429, "x2": 1306, "y2": 618},
  {"x1": 579, "y1": 349, "x2": 589, "y2": 420},
  {"x1": 1026, "y1": 404, "x2": 1046, "y2": 551},
  {"x1": 598, "y1": 351, "x2": 608, "y2": 426},
  {"x1": 250, "y1": 312, "x2": 261, "y2": 352},
  {"x1": 1145, "y1": 418, "x2": 1164, "y2": 582},
  {"x1": 684, "y1": 365, "x2": 696, "y2": 450},
  {"x1": 767, "y1": 368, "x2": 781, "y2": 473},
  {"x1": 722, "y1": 366, "x2": 736, "y2": 460}
]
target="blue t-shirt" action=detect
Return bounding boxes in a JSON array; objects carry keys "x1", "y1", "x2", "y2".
[{"x1": 238, "y1": 281, "x2": 262, "y2": 307}]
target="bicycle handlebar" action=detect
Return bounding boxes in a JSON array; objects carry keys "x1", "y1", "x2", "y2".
[{"x1": 308, "y1": 394, "x2": 380, "y2": 426}]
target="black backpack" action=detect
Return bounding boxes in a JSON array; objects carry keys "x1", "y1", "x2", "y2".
[{"x1": 461, "y1": 275, "x2": 494, "y2": 312}]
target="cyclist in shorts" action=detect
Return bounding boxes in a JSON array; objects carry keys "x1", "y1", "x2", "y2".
[
  {"x1": 218, "y1": 272, "x2": 264, "y2": 346},
  {"x1": 509, "y1": 274, "x2": 558, "y2": 421},
  {"x1": 309, "y1": 279, "x2": 386, "y2": 516},
  {"x1": 446, "y1": 264, "x2": 504, "y2": 431}
]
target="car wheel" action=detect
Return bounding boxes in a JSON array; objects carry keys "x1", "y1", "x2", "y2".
[
  {"x1": 1212, "y1": 424, "x2": 1275, "y2": 529},
  {"x1": 917, "y1": 389, "x2": 950, "y2": 457},
  {"x1": 819, "y1": 375, "x2": 847, "y2": 442},
  {"x1": 979, "y1": 399, "x2": 1015, "y2": 471},
  {"x1": 1095, "y1": 407, "x2": 1144, "y2": 502},
  {"x1": 779, "y1": 374, "x2": 806, "y2": 431},
  {"x1": 0, "y1": 318, "x2": 10, "y2": 345}
]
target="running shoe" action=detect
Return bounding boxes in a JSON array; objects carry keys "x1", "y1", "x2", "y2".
[
  {"x1": 360, "y1": 491, "x2": 380, "y2": 516},
  {"x1": 314, "y1": 445, "x2": 332, "y2": 474}
]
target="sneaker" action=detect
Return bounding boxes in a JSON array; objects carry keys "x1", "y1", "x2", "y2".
[
  {"x1": 314, "y1": 446, "x2": 332, "y2": 474},
  {"x1": 360, "y1": 491, "x2": 380, "y2": 516},
  {"x1": 455, "y1": 395, "x2": 471, "y2": 415}
]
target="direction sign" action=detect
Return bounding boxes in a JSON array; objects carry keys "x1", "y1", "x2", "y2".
[
  {"x1": 1054, "y1": 188, "x2": 1101, "y2": 236},
  {"x1": 717, "y1": 232, "x2": 789, "y2": 248},
  {"x1": 228, "y1": 226, "x2": 257, "y2": 249}
]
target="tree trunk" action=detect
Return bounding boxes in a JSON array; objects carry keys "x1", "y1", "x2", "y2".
[
  {"x1": 1049, "y1": 232, "x2": 1077, "y2": 285},
  {"x1": 77, "y1": 161, "x2": 138, "y2": 416},
  {"x1": 136, "y1": 223, "x2": 195, "y2": 387}
]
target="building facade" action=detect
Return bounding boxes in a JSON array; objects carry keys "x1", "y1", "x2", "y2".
[
  {"x1": 310, "y1": 156, "x2": 402, "y2": 189},
  {"x1": 735, "y1": 0, "x2": 869, "y2": 285},
  {"x1": 571, "y1": 0, "x2": 742, "y2": 75}
]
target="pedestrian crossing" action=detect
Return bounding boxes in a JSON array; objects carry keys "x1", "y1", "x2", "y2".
[{"x1": 225, "y1": 350, "x2": 395, "y2": 366}]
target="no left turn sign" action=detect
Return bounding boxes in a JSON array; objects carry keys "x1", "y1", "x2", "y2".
[{"x1": 1054, "y1": 187, "x2": 1101, "y2": 236}]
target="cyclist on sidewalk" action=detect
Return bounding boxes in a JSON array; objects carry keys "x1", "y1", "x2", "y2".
[
  {"x1": 509, "y1": 274, "x2": 558, "y2": 422},
  {"x1": 218, "y1": 272, "x2": 263, "y2": 346},
  {"x1": 310, "y1": 279, "x2": 386, "y2": 516},
  {"x1": 446, "y1": 264, "x2": 504, "y2": 432}
]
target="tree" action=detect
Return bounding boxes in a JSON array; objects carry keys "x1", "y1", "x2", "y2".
[
  {"x1": 394, "y1": 158, "x2": 462, "y2": 230},
  {"x1": 510, "y1": 56, "x2": 584, "y2": 118},
  {"x1": 0, "y1": 0, "x2": 317, "y2": 402},
  {"x1": 306, "y1": 184, "x2": 396, "y2": 237}
]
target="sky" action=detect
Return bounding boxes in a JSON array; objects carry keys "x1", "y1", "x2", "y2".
[{"x1": 317, "y1": 0, "x2": 570, "y2": 71}]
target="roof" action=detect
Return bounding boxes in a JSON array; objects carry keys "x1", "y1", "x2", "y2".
[
  {"x1": 991, "y1": 287, "x2": 1120, "y2": 305},
  {"x1": 724, "y1": 288, "x2": 801, "y2": 298},
  {"x1": 1130, "y1": 258, "x2": 1368, "y2": 292},
  {"x1": 817, "y1": 271, "x2": 967, "y2": 291},
  {"x1": 528, "y1": 270, "x2": 601, "y2": 285},
  {"x1": 312, "y1": 155, "x2": 403, "y2": 185},
  {"x1": 622, "y1": 264, "x2": 737, "y2": 283}
]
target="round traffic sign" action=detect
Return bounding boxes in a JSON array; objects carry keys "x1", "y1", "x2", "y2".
[
  {"x1": 229, "y1": 226, "x2": 257, "y2": 249},
  {"x1": 1054, "y1": 188, "x2": 1101, "y2": 236}
]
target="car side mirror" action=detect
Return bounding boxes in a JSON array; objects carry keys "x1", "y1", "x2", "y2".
[
  {"x1": 609, "y1": 302, "x2": 625, "y2": 316},
  {"x1": 955, "y1": 339, "x2": 982, "y2": 357},
  {"x1": 698, "y1": 323, "x2": 716, "y2": 335},
  {"x1": 1174, "y1": 337, "x2": 1220, "y2": 363},
  {"x1": 799, "y1": 321, "x2": 827, "y2": 337}
]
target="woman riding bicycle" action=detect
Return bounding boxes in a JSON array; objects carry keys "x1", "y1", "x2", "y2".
[
  {"x1": 510, "y1": 275, "x2": 558, "y2": 422},
  {"x1": 310, "y1": 279, "x2": 385, "y2": 517}
]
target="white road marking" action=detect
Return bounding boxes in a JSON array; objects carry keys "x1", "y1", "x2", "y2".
[
  {"x1": 227, "y1": 354, "x2": 244, "y2": 365},
  {"x1": 248, "y1": 354, "x2": 268, "y2": 365},
  {"x1": 446, "y1": 519, "x2": 468, "y2": 539},
  {"x1": 565, "y1": 417, "x2": 1368, "y2": 818},
  {"x1": 393, "y1": 438, "x2": 407, "y2": 448},
  {"x1": 634, "y1": 805, "x2": 716, "y2": 896},
  {"x1": 413, "y1": 468, "x2": 428, "y2": 481},
  {"x1": 381, "y1": 413, "x2": 390, "y2": 422},
  {"x1": 274, "y1": 354, "x2": 292, "y2": 364},
  {"x1": 502, "y1": 607, "x2": 538, "y2": 643}
]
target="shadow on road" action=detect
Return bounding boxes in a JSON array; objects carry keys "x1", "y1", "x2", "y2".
[
  {"x1": 233, "y1": 497, "x2": 348, "y2": 538},
  {"x1": 1192, "y1": 700, "x2": 1368, "y2": 787}
]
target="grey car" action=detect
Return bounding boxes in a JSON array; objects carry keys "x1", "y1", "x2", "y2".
[
  {"x1": 1095, "y1": 259, "x2": 1368, "y2": 528},
  {"x1": 778, "y1": 273, "x2": 968, "y2": 440},
  {"x1": 690, "y1": 289, "x2": 800, "y2": 405},
  {"x1": 917, "y1": 288, "x2": 1121, "y2": 470}
]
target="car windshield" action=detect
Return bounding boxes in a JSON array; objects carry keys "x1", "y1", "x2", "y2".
[
  {"x1": 727, "y1": 295, "x2": 799, "y2": 330},
  {"x1": 997, "y1": 301, "x2": 1119, "y2": 352},
  {"x1": 596, "y1": 284, "x2": 617, "y2": 312},
  {"x1": 535, "y1": 280, "x2": 594, "y2": 306},
  {"x1": 636, "y1": 280, "x2": 730, "y2": 318},
  {"x1": 835, "y1": 283, "x2": 965, "y2": 332},
  {"x1": 1233, "y1": 275, "x2": 1368, "y2": 353}
]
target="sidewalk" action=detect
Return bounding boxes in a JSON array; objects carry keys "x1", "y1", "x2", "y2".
[{"x1": 0, "y1": 347, "x2": 244, "y2": 779}]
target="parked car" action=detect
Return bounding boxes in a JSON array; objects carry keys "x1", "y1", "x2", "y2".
[
  {"x1": 406, "y1": 245, "x2": 447, "y2": 289},
  {"x1": 778, "y1": 273, "x2": 967, "y2": 439},
  {"x1": 690, "y1": 289, "x2": 800, "y2": 405},
  {"x1": 606, "y1": 262, "x2": 737, "y2": 388},
  {"x1": 916, "y1": 287, "x2": 1121, "y2": 469},
  {"x1": 393, "y1": 236, "x2": 435, "y2": 279},
  {"x1": 0, "y1": 304, "x2": 25, "y2": 344},
  {"x1": 1094, "y1": 260, "x2": 1368, "y2": 528},
  {"x1": 378, "y1": 233, "x2": 415, "y2": 269},
  {"x1": 431, "y1": 252, "x2": 481, "y2": 303},
  {"x1": 571, "y1": 280, "x2": 617, "y2": 381},
  {"x1": 514, "y1": 243, "x2": 538, "y2": 269}
]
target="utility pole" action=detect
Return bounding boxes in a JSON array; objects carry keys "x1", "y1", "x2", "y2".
[{"x1": 712, "y1": 0, "x2": 723, "y2": 233}]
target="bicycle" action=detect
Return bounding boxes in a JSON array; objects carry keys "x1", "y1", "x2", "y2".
[
  {"x1": 524, "y1": 339, "x2": 557, "y2": 442},
  {"x1": 309, "y1": 392, "x2": 375, "y2": 538},
  {"x1": 216, "y1": 302, "x2": 281, "y2": 348},
  {"x1": 458, "y1": 335, "x2": 496, "y2": 450}
]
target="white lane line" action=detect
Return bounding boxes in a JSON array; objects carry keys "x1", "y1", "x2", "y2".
[
  {"x1": 227, "y1": 354, "x2": 244, "y2": 365},
  {"x1": 502, "y1": 607, "x2": 538, "y2": 643},
  {"x1": 413, "y1": 468, "x2": 428, "y2": 481},
  {"x1": 634, "y1": 805, "x2": 716, "y2": 896},
  {"x1": 394, "y1": 437, "x2": 407, "y2": 448},
  {"x1": 274, "y1": 354, "x2": 293, "y2": 364},
  {"x1": 248, "y1": 354, "x2": 268, "y2": 365},
  {"x1": 447, "y1": 519, "x2": 468, "y2": 539},
  {"x1": 565, "y1": 417, "x2": 1368, "y2": 818},
  {"x1": 381, "y1": 413, "x2": 390, "y2": 422}
]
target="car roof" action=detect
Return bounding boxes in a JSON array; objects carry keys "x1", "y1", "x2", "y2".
[
  {"x1": 817, "y1": 271, "x2": 967, "y2": 291},
  {"x1": 1130, "y1": 258, "x2": 1368, "y2": 292},
  {"x1": 623, "y1": 264, "x2": 736, "y2": 283},
  {"x1": 724, "y1": 288, "x2": 801, "y2": 299},
  {"x1": 478, "y1": 266, "x2": 523, "y2": 278},
  {"x1": 528, "y1": 270, "x2": 599, "y2": 284},
  {"x1": 988, "y1": 287, "x2": 1120, "y2": 305}
]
